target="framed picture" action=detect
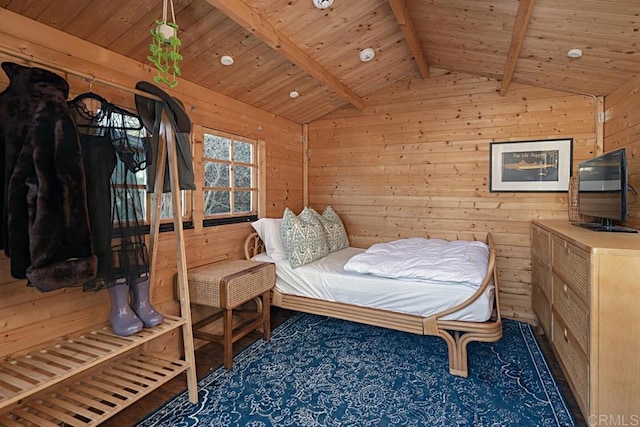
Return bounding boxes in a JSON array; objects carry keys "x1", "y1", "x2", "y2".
[{"x1": 489, "y1": 138, "x2": 573, "y2": 192}]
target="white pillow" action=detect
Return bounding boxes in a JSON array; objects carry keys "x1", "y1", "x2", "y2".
[{"x1": 251, "y1": 218, "x2": 287, "y2": 260}]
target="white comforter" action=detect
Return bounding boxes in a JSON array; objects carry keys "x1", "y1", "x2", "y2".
[{"x1": 343, "y1": 238, "x2": 489, "y2": 288}]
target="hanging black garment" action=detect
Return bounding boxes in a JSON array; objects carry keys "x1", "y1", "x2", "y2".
[
  {"x1": 0, "y1": 62, "x2": 96, "y2": 291},
  {"x1": 79, "y1": 132, "x2": 118, "y2": 286},
  {"x1": 68, "y1": 93, "x2": 151, "y2": 292},
  {"x1": 134, "y1": 81, "x2": 195, "y2": 193}
]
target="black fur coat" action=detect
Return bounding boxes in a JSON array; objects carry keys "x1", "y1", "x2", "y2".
[{"x1": 0, "y1": 62, "x2": 96, "y2": 292}]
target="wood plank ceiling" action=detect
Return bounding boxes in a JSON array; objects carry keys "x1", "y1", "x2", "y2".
[{"x1": 1, "y1": 0, "x2": 639, "y2": 124}]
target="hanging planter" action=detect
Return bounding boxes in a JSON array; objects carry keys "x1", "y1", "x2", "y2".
[{"x1": 147, "y1": 0, "x2": 182, "y2": 88}]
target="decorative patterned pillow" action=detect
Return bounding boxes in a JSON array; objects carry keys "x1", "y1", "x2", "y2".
[
  {"x1": 320, "y1": 206, "x2": 350, "y2": 252},
  {"x1": 280, "y1": 208, "x2": 330, "y2": 268}
]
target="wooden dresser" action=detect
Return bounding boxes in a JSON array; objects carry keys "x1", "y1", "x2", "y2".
[{"x1": 531, "y1": 220, "x2": 640, "y2": 421}]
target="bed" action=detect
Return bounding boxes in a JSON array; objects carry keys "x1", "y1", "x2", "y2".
[{"x1": 243, "y1": 231, "x2": 502, "y2": 378}]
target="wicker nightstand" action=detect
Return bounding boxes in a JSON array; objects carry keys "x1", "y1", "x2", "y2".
[{"x1": 187, "y1": 259, "x2": 276, "y2": 369}]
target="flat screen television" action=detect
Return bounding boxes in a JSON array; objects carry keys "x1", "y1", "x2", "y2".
[{"x1": 575, "y1": 148, "x2": 637, "y2": 233}]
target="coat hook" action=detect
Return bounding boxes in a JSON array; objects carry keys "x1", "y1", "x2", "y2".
[{"x1": 88, "y1": 74, "x2": 96, "y2": 92}]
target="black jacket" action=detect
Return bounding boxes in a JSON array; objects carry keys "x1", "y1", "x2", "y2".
[{"x1": 0, "y1": 62, "x2": 96, "y2": 291}]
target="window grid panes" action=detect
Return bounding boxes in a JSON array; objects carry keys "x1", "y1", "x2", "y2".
[{"x1": 203, "y1": 129, "x2": 257, "y2": 219}]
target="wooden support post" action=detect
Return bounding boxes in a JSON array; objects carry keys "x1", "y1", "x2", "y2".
[{"x1": 148, "y1": 111, "x2": 199, "y2": 403}]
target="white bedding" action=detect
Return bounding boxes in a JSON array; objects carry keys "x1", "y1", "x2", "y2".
[
  {"x1": 343, "y1": 238, "x2": 489, "y2": 288},
  {"x1": 253, "y1": 247, "x2": 494, "y2": 322}
]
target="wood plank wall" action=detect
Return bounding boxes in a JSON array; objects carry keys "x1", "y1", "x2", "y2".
[
  {"x1": 604, "y1": 72, "x2": 640, "y2": 230},
  {"x1": 307, "y1": 69, "x2": 596, "y2": 324},
  {"x1": 0, "y1": 10, "x2": 303, "y2": 358}
]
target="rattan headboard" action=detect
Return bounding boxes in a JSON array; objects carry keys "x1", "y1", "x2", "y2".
[{"x1": 244, "y1": 232, "x2": 265, "y2": 260}]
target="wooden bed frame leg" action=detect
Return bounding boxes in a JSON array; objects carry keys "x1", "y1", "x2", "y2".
[
  {"x1": 450, "y1": 330, "x2": 470, "y2": 377},
  {"x1": 438, "y1": 330, "x2": 468, "y2": 378},
  {"x1": 452, "y1": 324, "x2": 504, "y2": 378}
]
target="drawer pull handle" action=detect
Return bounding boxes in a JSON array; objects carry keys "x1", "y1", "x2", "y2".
[{"x1": 563, "y1": 328, "x2": 568, "y2": 342}]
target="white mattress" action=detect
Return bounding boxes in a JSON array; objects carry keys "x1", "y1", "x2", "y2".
[{"x1": 253, "y1": 247, "x2": 494, "y2": 322}]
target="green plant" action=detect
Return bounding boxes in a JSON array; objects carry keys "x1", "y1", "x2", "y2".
[{"x1": 147, "y1": 20, "x2": 182, "y2": 88}]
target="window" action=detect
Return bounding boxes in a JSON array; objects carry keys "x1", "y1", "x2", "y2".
[
  {"x1": 157, "y1": 192, "x2": 188, "y2": 221},
  {"x1": 203, "y1": 129, "x2": 258, "y2": 221}
]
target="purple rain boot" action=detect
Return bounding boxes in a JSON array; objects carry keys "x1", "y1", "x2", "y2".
[
  {"x1": 107, "y1": 283, "x2": 144, "y2": 336},
  {"x1": 130, "y1": 278, "x2": 164, "y2": 328}
]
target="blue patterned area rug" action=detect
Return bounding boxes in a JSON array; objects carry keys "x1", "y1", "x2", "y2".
[{"x1": 137, "y1": 314, "x2": 576, "y2": 427}]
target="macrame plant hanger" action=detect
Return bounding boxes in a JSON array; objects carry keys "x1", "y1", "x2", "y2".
[{"x1": 148, "y1": 0, "x2": 182, "y2": 88}]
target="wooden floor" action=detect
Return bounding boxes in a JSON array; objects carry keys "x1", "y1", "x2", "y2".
[{"x1": 102, "y1": 308, "x2": 587, "y2": 426}]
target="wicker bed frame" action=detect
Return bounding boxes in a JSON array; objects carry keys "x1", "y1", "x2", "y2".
[{"x1": 244, "y1": 232, "x2": 502, "y2": 377}]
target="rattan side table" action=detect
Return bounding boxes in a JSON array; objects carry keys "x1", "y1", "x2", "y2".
[{"x1": 187, "y1": 259, "x2": 275, "y2": 369}]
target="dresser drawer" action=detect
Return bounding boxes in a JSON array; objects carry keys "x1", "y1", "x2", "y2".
[
  {"x1": 553, "y1": 312, "x2": 589, "y2": 414},
  {"x1": 532, "y1": 225, "x2": 551, "y2": 263},
  {"x1": 552, "y1": 274, "x2": 589, "y2": 354},
  {"x1": 532, "y1": 283, "x2": 551, "y2": 336},
  {"x1": 532, "y1": 253, "x2": 551, "y2": 298},
  {"x1": 551, "y1": 237, "x2": 589, "y2": 304}
]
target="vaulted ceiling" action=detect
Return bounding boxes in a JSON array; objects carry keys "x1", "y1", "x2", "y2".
[{"x1": 2, "y1": 0, "x2": 639, "y2": 124}]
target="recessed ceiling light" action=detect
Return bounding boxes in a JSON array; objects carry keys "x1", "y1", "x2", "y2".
[
  {"x1": 313, "y1": 0, "x2": 334, "y2": 9},
  {"x1": 567, "y1": 48, "x2": 583, "y2": 59},
  {"x1": 359, "y1": 47, "x2": 375, "y2": 62},
  {"x1": 289, "y1": 90, "x2": 299, "y2": 99},
  {"x1": 220, "y1": 55, "x2": 234, "y2": 66}
]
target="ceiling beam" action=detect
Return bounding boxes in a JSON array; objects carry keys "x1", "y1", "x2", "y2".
[
  {"x1": 204, "y1": 0, "x2": 365, "y2": 111},
  {"x1": 388, "y1": 0, "x2": 430, "y2": 79},
  {"x1": 499, "y1": 0, "x2": 536, "y2": 96}
]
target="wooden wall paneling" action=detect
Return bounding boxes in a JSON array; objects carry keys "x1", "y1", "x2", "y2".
[
  {"x1": 308, "y1": 70, "x2": 595, "y2": 323},
  {"x1": 205, "y1": 0, "x2": 365, "y2": 110},
  {"x1": 0, "y1": 9, "x2": 299, "y2": 133},
  {"x1": 388, "y1": 0, "x2": 430, "y2": 79},
  {"x1": 303, "y1": 124, "x2": 309, "y2": 207},
  {"x1": 1, "y1": 291, "x2": 110, "y2": 356},
  {"x1": 106, "y1": 1, "x2": 196, "y2": 56},
  {"x1": 409, "y1": 0, "x2": 515, "y2": 79},
  {"x1": 604, "y1": 72, "x2": 640, "y2": 230},
  {"x1": 0, "y1": 10, "x2": 303, "y2": 360},
  {"x1": 517, "y1": 1, "x2": 640, "y2": 96},
  {"x1": 4, "y1": 0, "x2": 53, "y2": 18},
  {"x1": 0, "y1": 284, "x2": 106, "y2": 332},
  {"x1": 499, "y1": 0, "x2": 536, "y2": 95},
  {"x1": 61, "y1": 0, "x2": 130, "y2": 41},
  {"x1": 248, "y1": 0, "x2": 417, "y2": 96},
  {"x1": 190, "y1": 125, "x2": 206, "y2": 231},
  {"x1": 156, "y1": 7, "x2": 229, "y2": 75},
  {"x1": 604, "y1": 102, "x2": 640, "y2": 141},
  {"x1": 115, "y1": 0, "x2": 209, "y2": 61},
  {"x1": 603, "y1": 70, "x2": 640, "y2": 110},
  {"x1": 34, "y1": 1, "x2": 93, "y2": 31},
  {"x1": 186, "y1": 31, "x2": 265, "y2": 91},
  {"x1": 3, "y1": 0, "x2": 640, "y2": 125}
]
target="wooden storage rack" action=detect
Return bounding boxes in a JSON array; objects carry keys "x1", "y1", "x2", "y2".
[{"x1": 0, "y1": 110, "x2": 198, "y2": 426}]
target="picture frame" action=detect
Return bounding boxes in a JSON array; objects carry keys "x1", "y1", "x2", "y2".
[{"x1": 489, "y1": 138, "x2": 573, "y2": 192}]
